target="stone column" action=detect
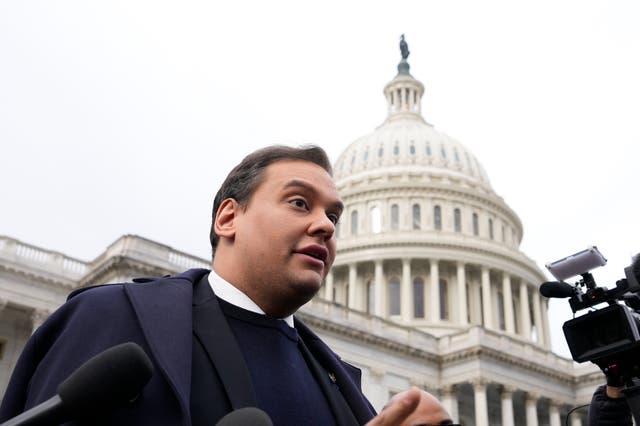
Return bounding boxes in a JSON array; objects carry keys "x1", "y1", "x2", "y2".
[
  {"x1": 472, "y1": 379, "x2": 489, "y2": 426},
  {"x1": 401, "y1": 258, "x2": 412, "y2": 322},
  {"x1": 542, "y1": 299, "x2": 552, "y2": 349},
  {"x1": 481, "y1": 267, "x2": 493, "y2": 329},
  {"x1": 570, "y1": 414, "x2": 582, "y2": 426},
  {"x1": 502, "y1": 273, "x2": 515, "y2": 333},
  {"x1": 429, "y1": 259, "x2": 440, "y2": 322},
  {"x1": 31, "y1": 308, "x2": 51, "y2": 334},
  {"x1": 440, "y1": 385, "x2": 459, "y2": 423},
  {"x1": 549, "y1": 402, "x2": 561, "y2": 426},
  {"x1": 525, "y1": 393, "x2": 539, "y2": 426},
  {"x1": 519, "y1": 282, "x2": 532, "y2": 340},
  {"x1": 348, "y1": 263, "x2": 357, "y2": 310},
  {"x1": 456, "y1": 262, "x2": 468, "y2": 325},
  {"x1": 532, "y1": 291, "x2": 544, "y2": 345},
  {"x1": 374, "y1": 260, "x2": 385, "y2": 317},
  {"x1": 324, "y1": 271, "x2": 334, "y2": 301},
  {"x1": 500, "y1": 386, "x2": 515, "y2": 426}
]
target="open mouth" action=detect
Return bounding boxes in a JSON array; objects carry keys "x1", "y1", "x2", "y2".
[{"x1": 296, "y1": 245, "x2": 328, "y2": 264}]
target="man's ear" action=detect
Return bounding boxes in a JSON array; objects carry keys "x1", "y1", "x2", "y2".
[{"x1": 214, "y1": 198, "x2": 239, "y2": 240}]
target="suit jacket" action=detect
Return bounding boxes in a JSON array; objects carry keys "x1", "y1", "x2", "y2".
[{"x1": 0, "y1": 269, "x2": 376, "y2": 426}]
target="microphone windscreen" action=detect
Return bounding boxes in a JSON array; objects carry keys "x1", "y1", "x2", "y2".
[
  {"x1": 216, "y1": 407, "x2": 273, "y2": 426},
  {"x1": 57, "y1": 342, "x2": 154, "y2": 419},
  {"x1": 540, "y1": 281, "x2": 575, "y2": 298},
  {"x1": 625, "y1": 253, "x2": 640, "y2": 291}
]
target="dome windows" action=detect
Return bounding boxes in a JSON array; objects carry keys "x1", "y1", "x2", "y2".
[
  {"x1": 351, "y1": 210, "x2": 359, "y2": 236},
  {"x1": 412, "y1": 204, "x2": 421, "y2": 230},
  {"x1": 454, "y1": 208, "x2": 462, "y2": 233},
  {"x1": 472, "y1": 213, "x2": 479, "y2": 236},
  {"x1": 390, "y1": 204, "x2": 399, "y2": 230},
  {"x1": 413, "y1": 277, "x2": 425, "y2": 318},
  {"x1": 440, "y1": 145, "x2": 447, "y2": 160},
  {"x1": 434, "y1": 205, "x2": 442, "y2": 230},
  {"x1": 439, "y1": 278, "x2": 449, "y2": 320},
  {"x1": 389, "y1": 277, "x2": 400, "y2": 316},
  {"x1": 370, "y1": 206, "x2": 382, "y2": 234}
]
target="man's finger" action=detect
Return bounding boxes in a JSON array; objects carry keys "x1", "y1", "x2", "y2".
[{"x1": 365, "y1": 387, "x2": 421, "y2": 426}]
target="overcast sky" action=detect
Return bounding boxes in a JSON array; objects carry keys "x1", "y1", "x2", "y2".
[{"x1": 1, "y1": 1, "x2": 639, "y2": 358}]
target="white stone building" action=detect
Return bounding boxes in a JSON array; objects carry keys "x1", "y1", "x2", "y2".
[{"x1": 0, "y1": 50, "x2": 602, "y2": 425}]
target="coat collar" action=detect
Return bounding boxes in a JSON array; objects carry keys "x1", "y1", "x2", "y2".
[{"x1": 124, "y1": 268, "x2": 209, "y2": 426}]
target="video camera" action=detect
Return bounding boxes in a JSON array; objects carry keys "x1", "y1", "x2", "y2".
[{"x1": 540, "y1": 247, "x2": 640, "y2": 370}]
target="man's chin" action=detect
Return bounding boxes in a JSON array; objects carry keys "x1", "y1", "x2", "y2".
[{"x1": 291, "y1": 274, "x2": 323, "y2": 298}]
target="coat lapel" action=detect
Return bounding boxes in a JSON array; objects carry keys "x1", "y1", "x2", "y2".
[
  {"x1": 295, "y1": 319, "x2": 376, "y2": 425},
  {"x1": 191, "y1": 274, "x2": 258, "y2": 409},
  {"x1": 124, "y1": 269, "x2": 208, "y2": 426}
]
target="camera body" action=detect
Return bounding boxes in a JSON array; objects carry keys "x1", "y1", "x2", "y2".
[{"x1": 543, "y1": 247, "x2": 640, "y2": 370}]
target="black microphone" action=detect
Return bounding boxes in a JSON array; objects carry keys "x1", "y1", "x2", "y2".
[
  {"x1": 215, "y1": 407, "x2": 273, "y2": 426},
  {"x1": 1, "y1": 342, "x2": 154, "y2": 426},
  {"x1": 540, "y1": 281, "x2": 575, "y2": 298}
]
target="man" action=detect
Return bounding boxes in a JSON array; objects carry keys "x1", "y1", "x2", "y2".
[{"x1": 0, "y1": 145, "x2": 453, "y2": 425}]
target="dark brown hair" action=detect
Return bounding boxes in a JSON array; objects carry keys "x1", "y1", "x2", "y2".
[{"x1": 209, "y1": 145, "x2": 333, "y2": 256}]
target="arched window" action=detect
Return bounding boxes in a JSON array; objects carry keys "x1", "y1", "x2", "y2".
[
  {"x1": 439, "y1": 278, "x2": 449, "y2": 320},
  {"x1": 434, "y1": 205, "x2": 442, "y2": 230},
  {"x1": 426, "y1": 143, "x2": 432, "y2": 156},
  {"x1": 370, "y1": 206, "x2": 382, "y2": 234},
  {"x1": 472, "y1": 212, "x2": 479, "y2": 236},
  {"x1": 489, "y1": 219, "x2": 494, "y2": 240},
  {"x1": 389, "y1": 278, "x2": 400, "y2": 316},
  {"x1": 454, "y1": 208, "x2": 461, "y2": 232},
  {"x1": 410, "y1": 144, "x2": 416, "y2": 155},
  {"x1": 390, "y1": 204, "x2": 399, "y2": 230},
  {"x1": 412, "y1": 204, "x2": 421, "y2": 230},
  {"x1": 393, "y1": 144, "x2": 399, "y2": 156},
  {"x1": 413, "y1": 277, "x2": 425, "y2": 318},
  {"x1": 351, "y1": 210, "x2": 358, "y2": 236}
]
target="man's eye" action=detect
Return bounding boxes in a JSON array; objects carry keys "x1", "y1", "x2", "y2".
[
  {"x1": 327, "y1": 214, "x2": 340, "y2": 225},
  {"x1": 290, "y1": 199, "x2": 308, "y2": 209}
]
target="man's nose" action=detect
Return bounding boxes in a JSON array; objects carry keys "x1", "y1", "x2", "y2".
[{"x1": 309, "y1": 210, "x2": 335, "y2": 238}]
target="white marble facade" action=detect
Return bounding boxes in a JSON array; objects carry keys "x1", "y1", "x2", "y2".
[{"x1": 0, "y1": 55, "x2": 603, "y2": 425}]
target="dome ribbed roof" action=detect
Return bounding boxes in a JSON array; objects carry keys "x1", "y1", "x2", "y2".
[{"x1": 334, "y1": 55, "x2": 493, "y2": 192}]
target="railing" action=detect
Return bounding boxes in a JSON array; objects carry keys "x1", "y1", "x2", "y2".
[
  {"x1": 98, "y1": 234, "x2": 210, "y2": 273},
  {"x1": 0, "y1": 236, "x2": 89, "y2": 279}
]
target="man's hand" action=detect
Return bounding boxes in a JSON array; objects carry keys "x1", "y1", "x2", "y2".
[
  {"x1": 364, "y1": 387, "x2": 421, "y2": 426},
  {"x1": 365, "y1": 387, "x2": 455, "y2": 426}
]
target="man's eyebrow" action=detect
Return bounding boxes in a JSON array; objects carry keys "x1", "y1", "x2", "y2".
[{"x1": 283, "y1": 179, "x2": 344, "y2": 212}]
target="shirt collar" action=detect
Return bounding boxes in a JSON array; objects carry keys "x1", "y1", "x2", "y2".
[{"x1": 208, "y1": 269, "x2": 295, "y2": 328}]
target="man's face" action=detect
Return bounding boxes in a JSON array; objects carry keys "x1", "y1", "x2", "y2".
[{"x1": 226, "y1": 160, "x2": 343, "y2": 317}]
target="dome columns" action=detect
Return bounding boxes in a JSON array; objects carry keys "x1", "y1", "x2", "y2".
[
  {"x1": 325, "y1": 258, "x2": 550, "y2": 348},
  {"x1": 456, "y1": 262, "x2": 468, "y2": 325},
  {"x1": 501, "y1": 385, "x2": 516, "y2": 426},
  {"x1": 502, "y1": 273, "x2": 516, "y2": 334},
  {"x1": 481, "y1": 267, "x2": 493, "y2": 329},
  {"x1": 429, "y1": 259, "x2": 440, "y2": 322},
  {"x1": 401, "y1": 258, "x2": 412, "y2": 322}
]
